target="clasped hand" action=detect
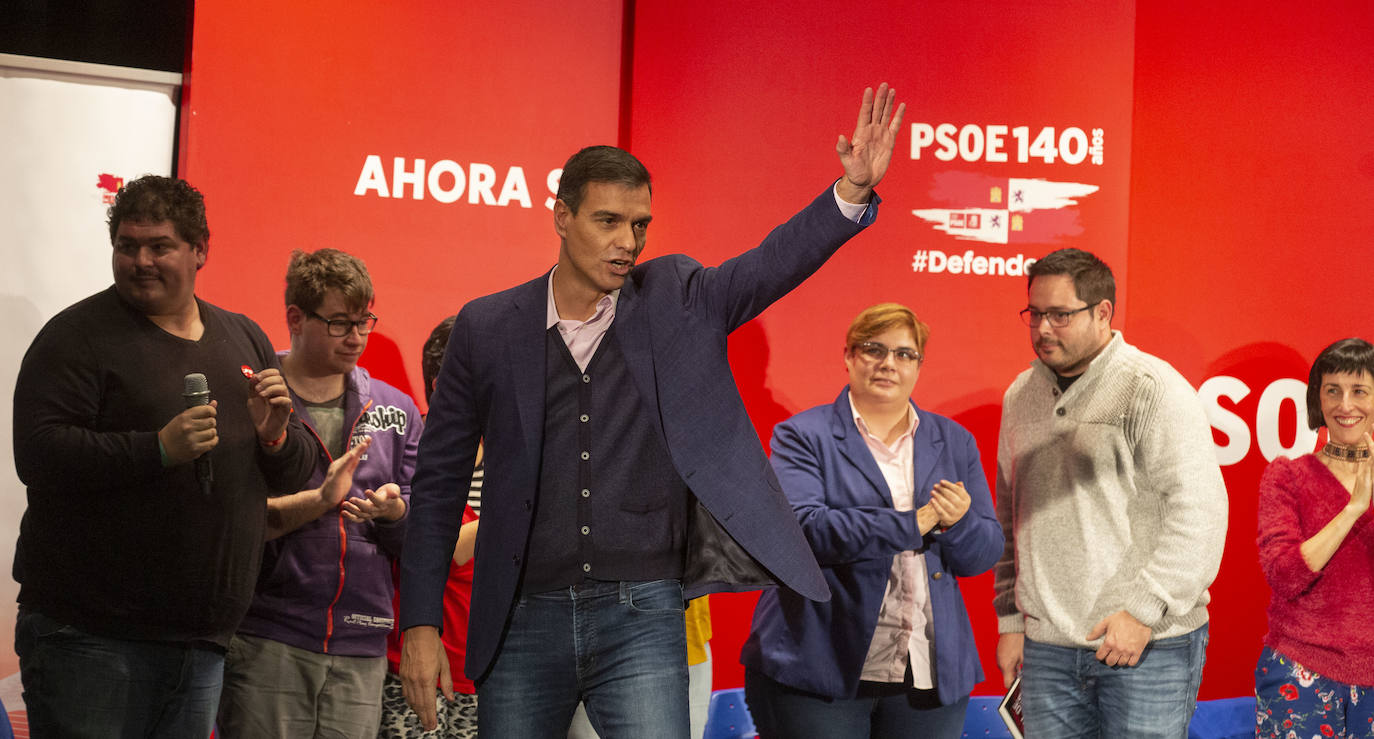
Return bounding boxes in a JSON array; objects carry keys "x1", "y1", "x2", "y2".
[{"x1": 916, "y1": 480, "x2": 972, "y2": 534}]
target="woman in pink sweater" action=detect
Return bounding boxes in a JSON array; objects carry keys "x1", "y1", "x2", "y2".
[{"x1": 1256, "y1": 337, "x2": 1374, "y2": 737}]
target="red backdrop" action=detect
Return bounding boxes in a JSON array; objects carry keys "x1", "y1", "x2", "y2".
[
  {"x1": 183, "y1": 0, "x2": 1374, "y2": 701},
  {"x1": 183, "y1": 0, "x2": 627, "y2": 403},
  {"x1": 1124, "y1": 0, "x2": 1374, "y2": 702}
]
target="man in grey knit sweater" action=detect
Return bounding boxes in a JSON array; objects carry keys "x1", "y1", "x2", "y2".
[{"x1": 992, "y1": 248, "x2": 1227, "y2": 737}]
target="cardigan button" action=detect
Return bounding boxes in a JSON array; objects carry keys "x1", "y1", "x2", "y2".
[
  {"x1": 1056, "y1": 407, "x2": 1066, "y2": 416},
  {"x1": 932, "y1": 571, "x2": 943, "y2": 580}
]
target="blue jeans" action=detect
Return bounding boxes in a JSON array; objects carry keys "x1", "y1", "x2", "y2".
[
  {"x1": 476, "y1": 579, "x2": 689, "y2": 738},
  {"x1": 744, "y1": 668, "x2": 969, "y2": 739},
  {"x1": 15, "y1": 608, "x2": 225, "y2": 739},
  {"x1": 1021, "y1": 623, "x2": 1208, "y2": 739}
]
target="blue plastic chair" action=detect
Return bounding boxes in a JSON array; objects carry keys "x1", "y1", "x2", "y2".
[
  {"x1": 962, "y1": 694, "x2": 1012, "y2": 738},
  {"x1": 703, "y1": 687, "x2": 757, "y2": 739},
  {"x1": 1188, "y1": 696, "x2": 1255, "y2": 739},
  {"x1": 0, "y1": 694, "x2": 13, "y2": 739}
]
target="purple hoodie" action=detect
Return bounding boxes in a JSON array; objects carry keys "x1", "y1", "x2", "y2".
[{"x1": 236, "y1": 359, "x2": 422, "y2": 656}]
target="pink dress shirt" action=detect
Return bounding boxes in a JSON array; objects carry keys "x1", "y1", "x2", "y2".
[
  {"x1": 545, "y1": 265, "x2": 617, "y2": 371},
  {"x1": 850, "y1": 398, "x2": 936, "y2": 689}
]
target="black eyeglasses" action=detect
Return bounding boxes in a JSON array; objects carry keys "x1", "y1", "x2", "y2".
[
  {"x1": 1020, "y1": 304, "x2": 1095, "y2": 328},
  {"x1": 853, "y1": 341, "x2": 923, "y2": 365},
  {"x1": 309, "y1": 311, "x2": 378, "y2": 337}
]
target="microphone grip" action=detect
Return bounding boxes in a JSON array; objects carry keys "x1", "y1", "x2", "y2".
[
  {"x1": 183, "y1": 373, "x2": 213, "y2": 498},
  {"x1": 195, "y1": 455, "x2": 213, "y2": 497}
]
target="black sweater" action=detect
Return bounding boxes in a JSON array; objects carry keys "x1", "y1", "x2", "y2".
[{"x1": 13, "y1": 287, "x2": 313, "y2": 649}]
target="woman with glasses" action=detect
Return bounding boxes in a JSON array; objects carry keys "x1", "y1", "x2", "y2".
[
  {"x1": 741, "y1": 303, "x2": 1002, "y2": 738},
  {"x1": 1255, "y1": 338, "x2": 1374, "y2": 737}
]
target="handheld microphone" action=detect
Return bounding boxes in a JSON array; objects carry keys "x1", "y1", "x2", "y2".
[{"x1": 183, "y1": 373, "x2": 213, "y2": 497}]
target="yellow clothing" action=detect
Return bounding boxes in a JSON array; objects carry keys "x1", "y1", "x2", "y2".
[{"x1": 684, "y1": 596, "x2": 712, "y2": 666}]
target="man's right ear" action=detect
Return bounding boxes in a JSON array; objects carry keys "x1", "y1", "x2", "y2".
[
  {"x1": 553, "y1": 199, "x2": 571, "y2": 238},
  {"x1": 285, "y1": 304, "x2": 305, "y2": 335},
  {"x1": 1097, "y1": 299, "x2": 1115, "y2": 324}
]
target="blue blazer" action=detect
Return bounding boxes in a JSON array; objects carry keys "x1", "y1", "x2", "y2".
[
  {"x1": 401, "y1": 186, "x2": 876, "y2": 681},
  {"x1": 741, "y1": 388, "x2": 1003, "y2": 705}
]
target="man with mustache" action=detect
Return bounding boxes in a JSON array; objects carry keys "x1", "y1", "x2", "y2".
[
  {"x1": 12, "y1": 175, "x2": 314, "y2": 737},
  {"x1": 991, "y1": 247, "x2": 1228, "y2": 738}
]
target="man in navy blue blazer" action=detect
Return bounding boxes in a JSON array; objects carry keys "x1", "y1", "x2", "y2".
[{"x1": 399, "y1": 84, "x2": 906, "y2": 736}]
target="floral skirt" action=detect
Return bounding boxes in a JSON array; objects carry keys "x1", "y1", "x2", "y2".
[{"x1": 1255, "y1": 646, "x2": 1374, "y2": 738}]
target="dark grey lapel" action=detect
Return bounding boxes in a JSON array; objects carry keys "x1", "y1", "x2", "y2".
[
  {"x1": 831, "y1": 389, "x2": 893, "y2": 507},
  {"x1": 609, "y1": 277, "x2": 660, "y2": 419},
  {"x1": 510, "y1": 273, "x2": 549, "y2": 446},
  {"x1": 910, "y1": 402, "x2": 944, "y2": 507}
]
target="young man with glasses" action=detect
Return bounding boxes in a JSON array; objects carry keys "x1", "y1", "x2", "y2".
[
  {"x1": 217, "y1": 248, "x2": 422, "y2": 738},
  {"x1": 992, "y1": 248, "x2": 1227, "y2": 737}
]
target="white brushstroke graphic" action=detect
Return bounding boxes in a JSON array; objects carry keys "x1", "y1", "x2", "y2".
[{"x1": 913, "y1": 178, "x2": 1098, "y2": 245}]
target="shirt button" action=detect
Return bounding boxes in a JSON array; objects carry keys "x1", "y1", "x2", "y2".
[
  {"x1": 580, "y1": 414, "x2": 589, "y2": 423},
  {"x1": 581, "y1": 451, "x2": 590, "y2": 460},
  {"x1": 523, "y1": 500, "x2": 532, "y2": 511},
  {"x1": 582, "y1": 374, "x2": 591, "y2": 383},
  {"x1": 582, "y1": 563, "x2": 591, "y2": 572},
  {"x1": 1056, "y1": 407, "x2": 1066, "y2": 416},
  {"x1": 581, "y1": 489, "x2": 590, "y2": 498},
  {"x1": 581, "y1": 526, "x2": 590, "y2": 535}
]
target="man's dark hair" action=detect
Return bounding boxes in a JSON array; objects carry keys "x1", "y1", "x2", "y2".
[
  {"x1": 1305, "y1": 337, "x2": 1374, "y2": 430},
  {"x1": 1027, "y1": 248, "x2": 1116, "y2": 309},
  {"x1": 107, "y1": 175, "x2": 210, "y2": 247},
  {"x1": 284, "y1": 248, "x2": 374, "y2": 315},
  {"x1": 422, "y1": 315, "x2": 458, "y2": 404},
  {"x1": 555, "y1": 145, "x2": 652, "y2": 214}
]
